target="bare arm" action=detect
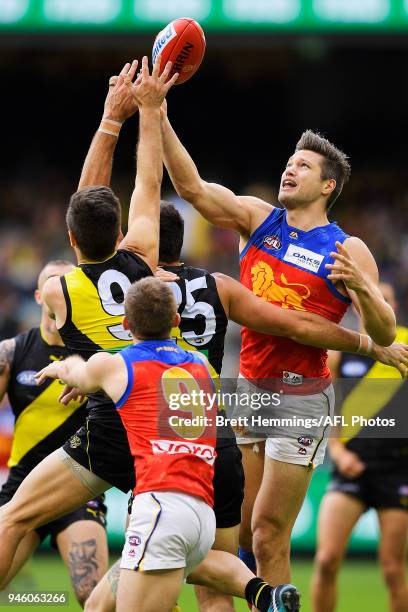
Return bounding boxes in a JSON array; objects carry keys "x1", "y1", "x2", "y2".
[
  {"x1": 326, "y1": 238, "x2": 396, "y2": 346},
  {"x1": 36, "y1": 353, "x2": 127, "y2": 403},
  {"x1": 0, "y1": 338, "x2": 15, "y2": 401},
  {"x1": 214, "y1": 273, "x2": 408, "y2": 374},
  {"x1": 78, "y1": 61, "x2": 140, "y2": 190},
  {"x1": 118, "y1": 59, "x2": 179, "y2": 270},
  {"x1": 161, "y1": 108, "x2": 272, "y2": 238},
  {"x1": 41, "y1": 276, "x2": 67, "y2": 329}
]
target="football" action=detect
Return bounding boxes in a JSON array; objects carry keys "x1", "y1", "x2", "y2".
[{"x1": 152, "y1": 18, "x2": 206, "y2": 85}]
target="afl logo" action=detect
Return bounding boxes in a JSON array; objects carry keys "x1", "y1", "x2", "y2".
[
  {"x1": 128, "y1": 535, "x2": 141, "y2": 546},
  {"x1": 263, "y1": 235, "x2": 282, "y2": 250},
  {"x1": 16, "y1": 370, "x2": 37, "y2": 386},
  {"x1": 298, "y1": 436, "x2": 314, "y2": 447}
]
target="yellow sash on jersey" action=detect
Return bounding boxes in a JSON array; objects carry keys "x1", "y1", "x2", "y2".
[{"x1": 340, "y1": 326, "x2": 408, "y2": 442}]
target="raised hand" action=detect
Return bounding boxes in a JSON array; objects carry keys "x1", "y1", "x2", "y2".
[
  {"x1": 326, "y1": 241, "x2": 369, "y2": 293},
  {"x1": 371, "y1": 342, "x2": 408, "y2": 377},
  {"x1": 103, "y1": 60, "x2": 140, "y2": 123},
  {"x1": 133, "y1": 56, "x2": 179, "y2": 109}
]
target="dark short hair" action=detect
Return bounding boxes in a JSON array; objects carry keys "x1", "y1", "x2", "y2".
[
  {"x1": 159, "y1": 201, "x2": 184, "y2": 263},
  {"x1": 125, "y1": 277, "x2": 176, "y2": 339},
  {"x1": 66, "y1": 187, "x2": 121, "y2": 261},
  {"x1": 296, "y1": 130, "x2": 351, "y2": 210}
]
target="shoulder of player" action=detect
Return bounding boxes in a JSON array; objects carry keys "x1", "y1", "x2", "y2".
[
  {"x1": 42, "y1": 274, "x2": 64, "y2": 303},
  {"x1": 342, "y1": 236, "x2": 378, "y2": 272},
  {"x1": 0, "y1": 337, "x2": 16, "y2": 377},
  {"x1": 237, "y1": 195, "x2": 275, "y2": 235}
]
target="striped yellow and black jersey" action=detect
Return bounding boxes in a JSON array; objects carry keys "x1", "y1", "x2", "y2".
[
  {"x1": 7, "y1": 327, "x2": 87, "y2": 472},
  {"x1": 58, "y1": 249, "x2": 152, "y2": 424},
  {"x1": 338, "y1": 325, "x2": 408, "y2": 469},
  {"x1": 163, "y1": 264, "x2": 236, "y2": 450},
  {"x1": 59, "y1": 250, "x2": 152, "y2": 358}
]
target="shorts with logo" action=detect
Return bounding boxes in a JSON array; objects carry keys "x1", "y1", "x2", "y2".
[
  {"x1": 127, "y1": 446, "x2": 244, "y2": 529},
  {"x1": 0, "y1": 464, "x2": 107, "y2": 548},
  {"x1": 122, "y1": 491, "x2": 216, "y2": 574},
  {"x1": 329, "y1": 467, "x2": 408, "y2": 511},
  {"x1": 234, "y1": 376, "x2": 335, "y2": 468},
  {"x1": 63, "y1": 404, "x2": 135, "y2": 493}
]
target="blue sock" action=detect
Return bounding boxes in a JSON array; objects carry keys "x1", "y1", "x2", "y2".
[{"x1": 238, "y1": 546, "x2": 256, "y2": 574}]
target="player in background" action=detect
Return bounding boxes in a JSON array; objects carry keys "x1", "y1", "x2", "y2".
[
  {"x1": 0, "y1": 57, "x2": 179, "y2": 585},
  {"x1": 37, "y1": 277, "x2": 301, "y2": 612},
  {"x1": 160, "y1": 103, "x2": 397, "y2": 587},
  {"x1": 311, "y1": 282, "x2": 408, "y2": 612},
  {"x1": 0, "y1": 260, "x2": 108, "y2": 606}
]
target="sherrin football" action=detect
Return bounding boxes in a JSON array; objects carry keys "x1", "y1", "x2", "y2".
[{"x1": 152, "y1": 18, "x2": 206, "y2": 85}]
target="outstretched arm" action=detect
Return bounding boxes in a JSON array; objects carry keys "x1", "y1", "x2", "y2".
[
  {"x1": 118, "y1": 58, "x2": 179, "y2": 270},
  {"x1": 326, "y1": 238, "x2": 396, "y2": 346},
  {"x1": 214, "y1": 273, "x2": 408, "y2": 374},
  {"x1": 78, "y1": 61, "x2": 140, "y2": 189},
  {"x1": 161, "y1": 105, "x2": 272, "y2": 238},
  {"x1": 36, "y1": 353, "x2": 127, "y2": 403}
]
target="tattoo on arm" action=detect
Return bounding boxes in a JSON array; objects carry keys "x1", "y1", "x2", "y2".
[
  {"x1": 68, "y1": 538, "x2": 99, "y2": 603},
  {"x1": 0, "y1": 339, "x2": 15, "y2": 376},
  {"x1": 107, "y1": 559, "x2": 121, "y2": 597}
]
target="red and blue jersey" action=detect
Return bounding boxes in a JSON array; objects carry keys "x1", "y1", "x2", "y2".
[
  {"x1": 116, "y1": 339, "x2": 216, "y2": 506},
  {"x1": 240, "y1": 207, "x2": 351, "y2": 391}
]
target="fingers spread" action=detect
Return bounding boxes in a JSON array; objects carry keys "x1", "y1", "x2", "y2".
[
  {"x1": 159, "y1": 60, "x2": 173, "y2": 82},
  {"x1": 128, "y1": 59, "x2": 139, "y2": 81}
]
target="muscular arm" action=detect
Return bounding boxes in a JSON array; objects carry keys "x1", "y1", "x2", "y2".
[
  {"x1": 118, "y1": 59, "x2": 178, "y2": 270},
  {"x1": 0, "y1": 338, "x2": 15, "y2": 400},
  {"x1": 118, "y1": 106, "x2": 162, "y2": 268},
  {"x1": 36, "y1": 353, "x2": 127, "y2": 403},
  {"x1": 215, "y1": 273, "x2": 364, "y2": 351},
  {"x1": 328, "y1": 238, "x2": 396, "y2": 346},
  {"x1": 78, "y1": 131, "x2": 118, "y2": 190},
  {"x1": 161, "y1": 112, "x2": 272, "y2": 238}
]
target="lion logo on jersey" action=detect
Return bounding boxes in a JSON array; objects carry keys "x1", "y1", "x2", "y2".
[{"x1": 251, "y1": 261, "x2": 310, "y2": 310}]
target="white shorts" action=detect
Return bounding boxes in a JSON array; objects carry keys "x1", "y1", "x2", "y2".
[
  {"x1": 121, "y1": 491, "x2": 216, "y2": 575},
  {"x1": 235, "y1": 377, "x2": 335, "y2": 468}
]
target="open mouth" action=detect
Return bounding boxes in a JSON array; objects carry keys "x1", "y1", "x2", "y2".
[{"x1": 281, "y1": 179, "x2": 297, "y2": 190}]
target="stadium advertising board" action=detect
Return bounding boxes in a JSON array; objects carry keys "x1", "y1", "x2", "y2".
[{"x1": 1, "y1": 0, "x2": 408, "y2": 32}]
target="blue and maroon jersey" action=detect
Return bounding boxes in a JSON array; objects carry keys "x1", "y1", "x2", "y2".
[
  {"x1": 116, "y1": 339, "x2": 216, "y2": 506},
  {"x1": 240, "y1": 207, "x2": 351, "y2": 391}
]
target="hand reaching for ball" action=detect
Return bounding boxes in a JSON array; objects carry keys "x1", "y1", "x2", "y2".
[{"x1": 133, "y1": 56, "x2": 179, "y2": 109}]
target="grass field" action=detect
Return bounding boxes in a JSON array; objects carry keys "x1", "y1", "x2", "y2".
[{"x1": 0, "y1": 554, "x2": 388, "y2": 611}]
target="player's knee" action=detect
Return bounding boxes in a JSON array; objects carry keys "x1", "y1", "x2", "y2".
[
  {"x1": 252, "y1": 515, "x2": 290, "y2": 563},
  {"x1": 379, "y1": 556, "x2": 405, "y2": 591},
  {"x1": 314, "y1": 549, "x2": 342, "y2": 580}
]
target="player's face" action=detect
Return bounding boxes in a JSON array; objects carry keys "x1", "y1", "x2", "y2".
[{"x1": 278, "y1": 150, "x2": 327, "y2": 208}]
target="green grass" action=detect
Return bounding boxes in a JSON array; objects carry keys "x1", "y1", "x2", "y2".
[{"x1": 1, "y1": 555, "x2": 388, "y2": 611}]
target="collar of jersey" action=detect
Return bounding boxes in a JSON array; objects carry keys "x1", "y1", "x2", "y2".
[
  {"x1": 283, "y1": 210, "x2": 335, "y2": 236},
  {"x1": 78, "y1": 252, "x2": 116, "y2": 266},
  {"x1": 131, "y1": 338, "x2": 175, "y2": 349}
]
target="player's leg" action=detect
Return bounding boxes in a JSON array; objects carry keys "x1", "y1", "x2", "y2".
[
  {"x1": 1, "y1": 532, "x2": 40, "y2": 587},
  {"x1": 189, "y1": 549, "x2": 300, "y2": 612},
  {"x1": 117, "y1": 567, "x2": 185, "y2": 612},
  {"x1": 377, "y1": 508, "x2": 408, "y2": 612},
  {"x1": 195, "y1": 444, "x2": 244, "y2": 612},
  {"x1": 252, "y1": 387, "x2": 335, "y2": 584},
  {"x1": 311, "y1": 492, "x2": 365, "y2": 612},
  {"x1": 194, "y1": 526, "x2": 239, "y2": 612},
  {"x1": 0, "y1": 449, "x2": 110, "y2": 588},
  {"x1": 84, "y1": 560, "x2": 120, "y2": 612},
  {"x1": 55, "y1": 498, "x2": 109, "y2": 608},
  {"x1": 238, "y1": 441, "x2": 265, "y2": 571},
  {"x1": 251, "y1": 454, "x2": 312, "y2": 584}
]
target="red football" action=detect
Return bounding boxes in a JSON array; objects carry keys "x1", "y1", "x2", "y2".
[{"x1": 152, "y1": 18, "x2": 206, "y2": 85}]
